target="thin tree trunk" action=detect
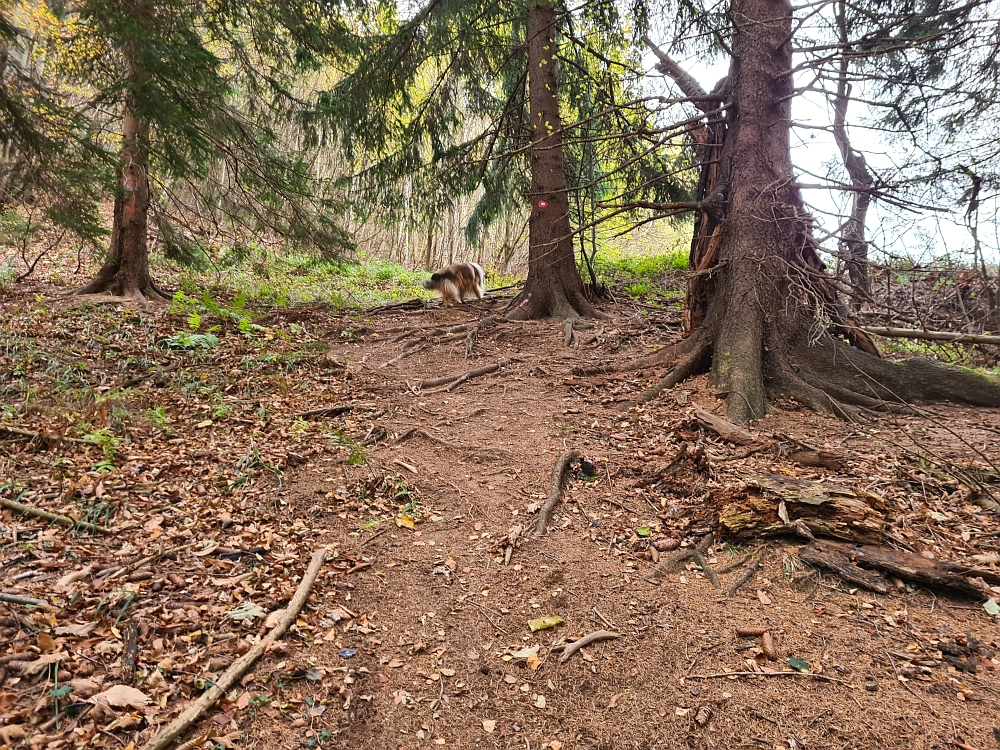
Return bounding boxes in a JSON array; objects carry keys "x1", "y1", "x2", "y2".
[
  {"x1": 832, "y1": 0, "x2": 873, "y2": 305},
  {"x1": 509, "y1": 2, "x2": 603, "y2": 321},
  {"x1": 71, "y1": 0, "x2": 165, "y2": 301}
]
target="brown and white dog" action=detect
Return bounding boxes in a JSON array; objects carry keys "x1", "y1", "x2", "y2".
[{"x1": 422, "y1": 262, "x2": 485, "y2": 306}]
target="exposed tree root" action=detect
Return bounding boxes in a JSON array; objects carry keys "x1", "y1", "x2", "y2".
[
  {"x1": 643, "y1": 534, "x2": 712, "y2": 583},
  {"x1": 410, "y1": 357, "x2": 517, "y2": 394},
  {"x1": 0, "y1": 495, "x2": 112, "y2": 535},
  {"x1": 535, "y1": 448, "x2": 580, "y2": 536},
  {"x1": 392, "y1": 427, "x2": 510, "y2": 459},
  {"x1": 555, "y1": 630, "x2": 621, "y2": 663},
  {"x1": 621, "y1": 339, "x2": 711, "y2": 408},
  {"x1": 65, "y1": 266, "x2": 170, "y2": 304},
  {"x1": 574, "y1": 334, "x2": 694, "y2": 376}
]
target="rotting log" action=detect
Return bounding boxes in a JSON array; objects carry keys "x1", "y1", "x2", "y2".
[
  {"x1": 799, "y1": 539, "x2": 994, "y2": 598},
  {"x1": 715, "y1": 473, "x2": 886, "y2": 543}
]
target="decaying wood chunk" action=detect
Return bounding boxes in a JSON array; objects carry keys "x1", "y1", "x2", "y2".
[{"x1": 715, "y1": 473, "x2": 886, "y2": 543}]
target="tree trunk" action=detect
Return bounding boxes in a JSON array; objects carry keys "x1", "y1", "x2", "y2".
[
  {"x1": 509, "y1": 2, "x2": 603, "y2": 322},
  {"x1": 614, "y1": 0, "x2": 1000, "y2": 422},
  {"x1": 832, "y1": 0, "x2": 873, "y2": 305},
  {"x1": 70, "y1": 1, "x2": 165, "y2": 302}
]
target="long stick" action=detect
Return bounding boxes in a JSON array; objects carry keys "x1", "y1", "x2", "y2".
[
  {"x1": 137, "y1": 548, "x2": 327, "y2": 750},
  {"x1": 0, "y1": 592, "x2": 56, "y2": 610},
  {"x1": 860, "y1": 327, "x2": 1000, "y2": 345},
  {"x1": 0, "y1": 497, "x2": 111, "y2": 535},
  {"x1": 0, "y1": 425, "x2": 91, "y2": 444},
  {"x1": 686, "y1": 670, "x2": 849, "y2": 684},
  {"x1": 415, "y1": 358, "x2": 515, "y2": 390}
]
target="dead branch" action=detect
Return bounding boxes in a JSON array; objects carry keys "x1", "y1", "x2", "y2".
[
  {"x1": 98, "y1": 542, "x2": 198, "y2": 580},
  {"x1": 414, "y1": 357, "x2": 517, "y2": 393},
  {"x1": 121, "y1": 620, "x2": 139, "y2": 685},
  {"x1": 0, "y1": 592, "x2": 55, "y2": 610},
  {"x1": 692, "y1": 551, "x2": 721, "y2": 589},
  {"x1": 535, "y1": 449, "x2": 581, "y2": 536},
  {"x1": 557, "y1": 630, "x2": 621, "y2": 663},
  {"x1": 297, "y1": 403, "x2": 377, "y2": 419},
  {"x1": 392, "y1": 427, "x2": 510, "y2": 458},
  {"x1": 0, "y1": 497, "x2": 112, "y2": 535},
  {"x1": 799, "y1": 540, "x2": 993, "y2": 597},
  {"x1": 0, "y1": 424, "x2": 91, "y2": 444},
  {"x1": 725, "y1": 547, "x2": 767, "y2": 597},
  {"x1": 860, "y1": 326, "x2": 1000, "y2": 345},
  {"x1": 137, "y1": 548, "x2": 327, "y2": 750},
  {"x1": 686, "y1": 671, "x2": 849, "y2": 684}
]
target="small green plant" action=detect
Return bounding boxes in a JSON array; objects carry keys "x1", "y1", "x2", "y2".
[
  {"x1": 323, "y1": 428, "x2": 369, "y2": 466},
  {"x1": 162, "y1": 331, "x2": 220, "y2": 351},
  {"x1": 144, "y1": 406, "x2": 172, "y2": 434},
  {"x1": 81, "y1": 428, "x2": 123, "y2": 463}
]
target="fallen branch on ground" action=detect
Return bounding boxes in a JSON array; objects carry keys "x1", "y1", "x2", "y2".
[
  {"x1": 860, "y1": 326, "x2": 1000, "y2": 346},
  {"x1": 556, "y1": 630, "x2": 621, "y2": 662},
  {"x1": 694, "y1": 406, "x2": 758, "y2": 445},
  {"x1": 414, "y1": 357, "x2": 517, "y2": 394},
  {"x1": 98, "y1": 542, "x2": 198, "y2": 580},
  {"x1": 0, "y1": 424, "x2": 92, "y2": 444},
  {"x1": 799, "y1": 539, "x2": 996, "y2": 596},
  {"x1": 686, "y1": 670, "x2": 849, "y2": 684},
  {"x1": 297, "y1": 403, "x2": 377, "y2": 419},
  {"x1": 138, "y1": 548, "x2": 327, "y2": 750},
  {"x1": 0, "y1": 497, "x2": 112, "y2": 535},
  {"x1": 725, "y1": 546, "x2": 767, "y2": 597},
  {"x1": 535, "y1": 449, "x2": 581, "y2": 536},
  {"x1": 0, "y1": 593, "x2": 55, "y2": 610}
]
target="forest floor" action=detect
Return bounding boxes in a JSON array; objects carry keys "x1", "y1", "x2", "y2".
[{"x1": 1, "y1": 266, "x2": 999, "y2": 750}]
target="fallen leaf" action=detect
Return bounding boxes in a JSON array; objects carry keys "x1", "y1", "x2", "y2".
[
  {"x1": 526, "y1": 652, "x2": 542, "y2": 671},
  {"x1": 757, "y1": 590, "x2": 773, "y2": 606},
  {"x1": 55, "y1": 621, "x2": 97, "y2": 637},
  {"x1": 534, "y1": 694, "x2": 546, "y2": 708},
  {"x1": 92, "y1": 684, "x2": 151, "y2": 710},
  {"x1": 787, "y1": 656, "x2": 810, "y2": 672},
  {"x1": 608, "y1": 693, "x2": 623, "y2": 708},
  {"x1": 37, "y1": 632, "x2": 57, "y2": 652},
  {"x1": 528, "y1": 615, "x2": 564, "y2": 632},
  {"x1": 509, "y1": 646, "x2": 540, "y2": 659},
  {"x1": 984, "y1": 599, "x2": 1000, "y2": 617},
  {"x1": 21, "y1": 652, "x2": 66, "y2": 675},
  {"x1": 482, "y1": 720, "x2": 496, "y2": 733},
  {"x1": 396, "y1": 513, "x2": 417, "y2": 530}
]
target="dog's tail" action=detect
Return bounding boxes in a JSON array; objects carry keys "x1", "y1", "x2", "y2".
[{"x1": 422, "y1": 272, "x2": 445, "y2": 291}]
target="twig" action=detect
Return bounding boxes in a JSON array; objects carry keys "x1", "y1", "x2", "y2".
[
  {"x1": 393, "y1": 427, "x2": 510, "y2": 458},
  {"x1": 860, "y1": 326, "x2": 1000, "y2": 346},
  {"x1": 884, "y1": 647, "x2": 938, "y2": 716},
  {"x1": 686, "y1": 670, "x2": 849, "y2": 684},
  {"x1": 535, "y1": 449, "x2": 581, "y2": 536},
  {"x1": 137, "y1": 548, "x2": 327, "y2": 750},
  {"x1": 99, "y1": 542, "x2": 198, "y2": 580},
  {"x1": 297, "y1": 403, "x2": 376, "y2": 419},
  {"x1": 0, "y1": 592, "x2": 55, "y2": 610},
  {"x1": 558, "y1": 630, "x2": 621, "y2": 663},
  {"x1": 0, "y1": 424, "x2": 91, "y2": 444},
  {"x1": 0, "y1": 497, "x2": 112, "y2": 535},
  {"x1": 468, "y1": 602, "x2": 508, "y2": 634}
]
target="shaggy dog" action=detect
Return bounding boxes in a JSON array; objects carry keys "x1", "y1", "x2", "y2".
[{"x1": 422, "y1": 262, "x2": 485, "y2": 306}]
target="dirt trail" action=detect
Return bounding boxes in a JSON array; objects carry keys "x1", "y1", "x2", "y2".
[{"x1": 248, "y1": 304, "x2": 1000, "y2": 750}]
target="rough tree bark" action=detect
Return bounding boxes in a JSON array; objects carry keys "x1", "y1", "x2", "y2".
[
  {"x1": 69, "y1": 0, "x2": 167, "y2": 302},
  {"x1": 508, "y1": 2, "x2": 603, "y2": 322},
  {"x1": 601, "y1": 0, "x2": 1000, "y2": 422}
]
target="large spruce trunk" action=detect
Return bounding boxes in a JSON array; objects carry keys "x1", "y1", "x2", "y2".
[
  {"x1": 614, "y1": 0, "x2": 1000, "y2": 422},
  {"x1": 509, "y1": 2, "x2": 602, "y2": 321}
]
